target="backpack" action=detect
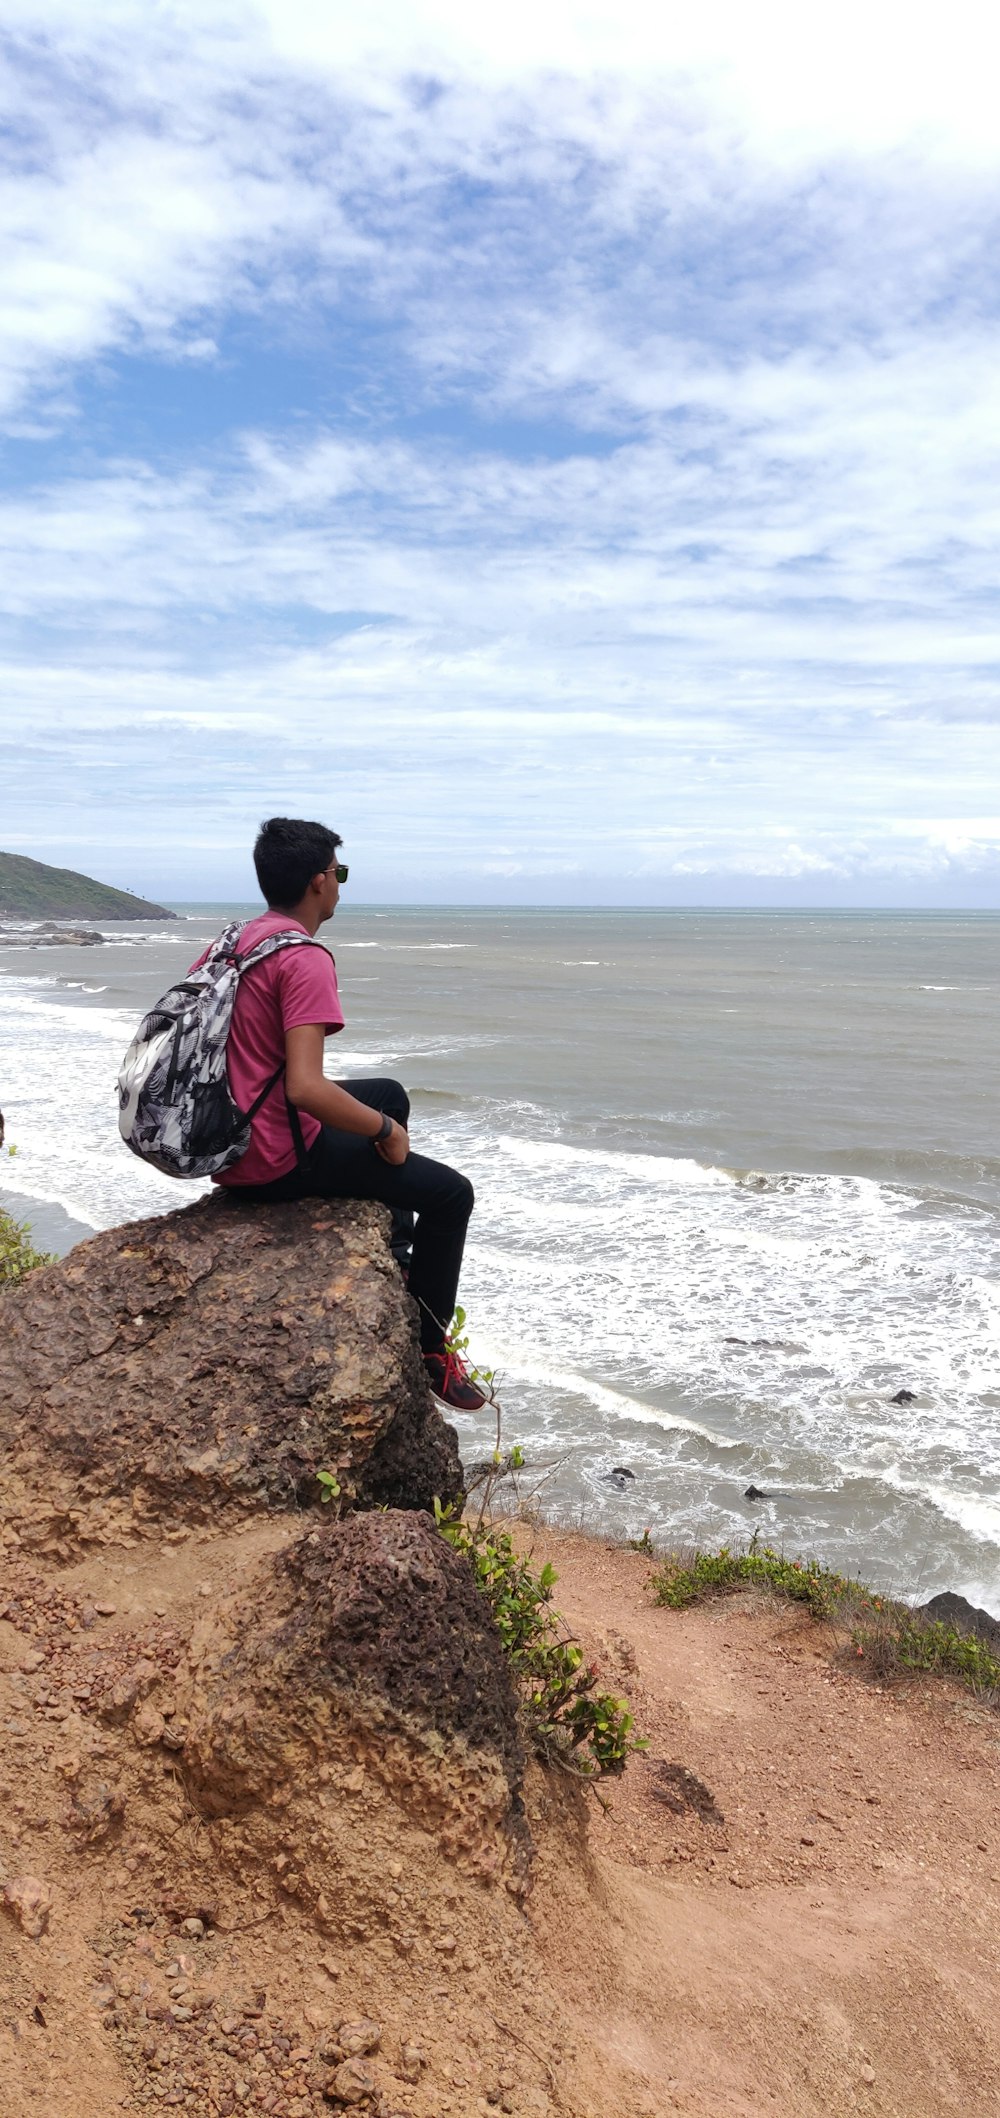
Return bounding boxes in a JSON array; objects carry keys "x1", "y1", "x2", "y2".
[{"x1": 116, "y1": 919, "x2": 324, "y2": 1179}]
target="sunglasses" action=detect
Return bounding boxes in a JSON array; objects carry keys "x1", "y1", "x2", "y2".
[{"x1": 331, "y1": 863, "x2": 349, "y2": 885}]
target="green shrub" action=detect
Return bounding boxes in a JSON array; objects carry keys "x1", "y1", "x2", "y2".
[
  {"x1": 887, "y1": 1616, "x2": 1000, "y2": 1694},
  {"x1": 650, "y1": 1540, "x2": 852, "y2": 1620},
  {"x1": 0, "y1": 1205, "x2": 55, "y2": 1287},
  {"x1": 435, "y1": 1502, "x2": 644, "y2": 1778},
  {"x1": 649, "y1": 1537, "x2": 1000, "y2": 1707}
]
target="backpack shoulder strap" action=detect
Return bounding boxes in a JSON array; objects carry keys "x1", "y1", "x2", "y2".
[
  {"x1": 234, "y1": 930, "x2": 328, "y2": 976},
  {"x1": 198, "y1": 919, "x2": 249, "y2": 970}
]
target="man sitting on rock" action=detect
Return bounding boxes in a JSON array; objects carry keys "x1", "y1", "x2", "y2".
[{"x1": 203, "y1": 815, "x2": 488, "y2": 1414}]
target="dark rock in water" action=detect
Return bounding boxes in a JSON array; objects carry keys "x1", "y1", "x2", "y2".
[
  {"x1": 724, "y1": 1336, "x2": 792, "y2": 1351},
  {"x1": 890, "y1": 1388, "x2": 917, "y2": 1404},
  {"x1": 602, "y1": 1465, "x2": 636, "y2": 1486},
  {"x1": 611, "y1": 1465, "x2": 635, "y2": 1480},
  {"x1": 919, "y1": 1592, "x2": 1000, "y2": 1654},
  {"x1": 744, "y1": 1485, "x2": 790, "y2": 1501},
  {"x1": 0, "y1": 922, "x2": 105, "y2": 948},
  {"x1": 0, "y1": 1191, "x2": 463, "y2": 1554}
]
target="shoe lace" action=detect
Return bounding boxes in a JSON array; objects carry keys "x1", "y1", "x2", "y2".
[
  {"x1": 425, "y1": 1347, "x2": 480, "y2": 1397},
  {"x1": 428, "y1": 1345, "x2": 475, "y2": 1395}
]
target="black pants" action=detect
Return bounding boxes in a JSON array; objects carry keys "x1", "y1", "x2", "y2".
[{"x1": 230, "y1": 1078, "x2": 473, "y2": 1354}]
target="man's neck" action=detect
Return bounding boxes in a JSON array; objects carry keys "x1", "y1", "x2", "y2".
[{"x1": 269, "y1": 899, "x2": 322, "y2": 936}]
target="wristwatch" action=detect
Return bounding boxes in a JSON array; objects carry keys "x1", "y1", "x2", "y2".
[{"x1": 374, "y1": 1112, "x2": 394, "y2": 1143}]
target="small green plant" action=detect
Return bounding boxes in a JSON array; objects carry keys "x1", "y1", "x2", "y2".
[
  {"x1": 0, "y1": 1205, "x2": 55, "y2": 1287},
  {"x1": 316, "y1": 1469, "x2": 341, "y2": 1505},
  {"x1": 627, "y1": 1527, "x2": 655, "y2": 1555},
  {"x1": 434, "y1": 1500, "x2": 644, "y2": 1778},
  {"x1": 445, "y1": 1305, "x2": 497, "y2": 1396}
]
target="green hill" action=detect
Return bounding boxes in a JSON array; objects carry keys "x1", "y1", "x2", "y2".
[{"x1": 0, "y1": 851, "x2": 176, "y2": 922}]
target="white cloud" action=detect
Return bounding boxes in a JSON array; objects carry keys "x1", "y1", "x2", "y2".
[
  {"x1": 3, "y1": 5, "x2": 1000, "y2": 427},
  {"x1": 184, "y1": 0, "x2": 1000, "y2": 161},
  {"x1": 0, "y1": 3, "x2": 998, "y2": 898}
]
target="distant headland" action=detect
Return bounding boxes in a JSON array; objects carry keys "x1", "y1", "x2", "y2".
[{"x1": 0, "y1": 849, "x2": 176, "y2": 922}]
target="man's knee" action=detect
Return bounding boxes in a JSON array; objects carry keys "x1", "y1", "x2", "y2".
[
  {"x1": 357, "y1": 1075, "x2": 409, "y2": 1124},
  {"x1": 453, "y1": 1172, "x2": 474, "y2": 1218},
  {"x1": 383, "y1": 1077, "x2": 410, "y2": 1124}
]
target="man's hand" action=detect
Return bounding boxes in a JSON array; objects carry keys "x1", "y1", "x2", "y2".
[{"x1": 375, "y1": 1119, "x2": 409, "y2": 1165}]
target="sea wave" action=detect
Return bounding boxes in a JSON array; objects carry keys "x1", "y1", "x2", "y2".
[
  {"x1": 0, "y1": 1169, "x2": 104, "y2": 1232},
  {"x1": 337, "y1": 941, "x2": 470, "y2": 950},
  {"x1": 497, "y1": 1135, "x2": 732, "y2": 1188},
  {"x1": 874, "y1": 1465, "x2": 1000, "y2": 1551},
  {"x1": 457, "y1": 1348, "x2": 729, "y2": 1447}
]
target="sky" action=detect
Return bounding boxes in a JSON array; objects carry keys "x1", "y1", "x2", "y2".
[{"x1": 2, "y1": 1, "x2": 999, "y2": 906}]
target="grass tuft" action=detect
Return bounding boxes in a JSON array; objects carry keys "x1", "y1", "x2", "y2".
[
  {"x1": 648, "y1": 1539, "x2": 1000, "y2": 1705},
  {"x1": 650, "y1": 1540, "x2": 851, "y2": 1620}
]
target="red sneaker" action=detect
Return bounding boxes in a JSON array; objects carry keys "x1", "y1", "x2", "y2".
[{"x1": 423, "y1": 1346, "x2": 490, "y2": 1413}]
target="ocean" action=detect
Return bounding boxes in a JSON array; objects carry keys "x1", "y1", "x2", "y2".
[{"x1": 1, "y1": 905, "x2": 998, "y2": 1609}]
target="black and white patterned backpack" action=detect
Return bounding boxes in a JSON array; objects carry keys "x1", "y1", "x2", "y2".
[{"x1": 117, "y1": 920, "x2": 323, "y2": 1179}]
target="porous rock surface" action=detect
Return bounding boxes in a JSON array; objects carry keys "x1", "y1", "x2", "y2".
[
  {"x1": 0, "y1": 1191, "x2": 463, "y2": 1556},
  {"x1": 180, "y1": 1509, "x2": 529, "y2": 1883}
]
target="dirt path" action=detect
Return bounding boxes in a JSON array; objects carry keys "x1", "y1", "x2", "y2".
[{"x1": 527, "y1": 1524, "x2": 1000, "y2": 2118}]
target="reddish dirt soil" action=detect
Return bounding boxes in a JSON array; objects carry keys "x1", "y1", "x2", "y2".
[
  {"x1": 2, "y1": 1513, "x2": 999, "y2": 2118},
  {"x1": 530, "y1": 1526, "x2": 1000, "y2": 2118}
]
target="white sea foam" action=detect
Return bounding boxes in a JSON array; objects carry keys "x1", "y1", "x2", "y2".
[
  {"x1": 497, "y1": 1135, "x2": 732, "y2": 1188},
  {"x1": 875, "y1": 1466, "x2": 1000, "y2": 1549},
  {"x1": 419, "y1": 1110, "x2": 1000, "y2": 1590},
  {"x1": 0, "y1": 975, "x2": 205, "y2": 1227},
  {"x1": 92, "y1": 929, "x2": 191, "y2": 946},
  {"x1": 456, "y1": 1347, "x2": 725, "y2": 1446}
]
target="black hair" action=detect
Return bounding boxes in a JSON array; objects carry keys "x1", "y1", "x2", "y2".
[{"x1": 253, "y1": 816, "x2": 342, "y2": 910}]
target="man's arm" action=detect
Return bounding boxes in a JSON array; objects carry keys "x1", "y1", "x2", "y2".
[{"x1": 284, "y1": 1023, "x2": 409, "y2": 1164}]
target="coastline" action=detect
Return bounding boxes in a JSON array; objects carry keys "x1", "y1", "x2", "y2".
[
  {"x1": 3, "y1": 1179, "x2": 999, "y2": 1631},
  {"x1": 0, "y1": 1186, "x2": 95, "y2": 1260},
  {"x1": 2, "y1": 903, "x2": 999, "y2": 1604}
]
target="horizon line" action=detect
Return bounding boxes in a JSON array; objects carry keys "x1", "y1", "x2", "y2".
[{"x1": 166, "y1": 898, "x2": 1000, "y2": 915}]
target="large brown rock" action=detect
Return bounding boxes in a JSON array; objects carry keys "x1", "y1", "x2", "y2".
[
  {"x1": 180, "y1": 1509, "x2": 528, "y2": 1886},
  {"x1": 0, "y1": 1192, "x2": 463, "y2": 1556}
]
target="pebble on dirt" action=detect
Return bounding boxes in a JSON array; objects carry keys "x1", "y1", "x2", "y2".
[
  {"x1": 323, "y1": 2055, "x2": 378, "y2": 2105},
  {"x1": 2, "y1": 1874, "x2": 53, "y2": 1936}
]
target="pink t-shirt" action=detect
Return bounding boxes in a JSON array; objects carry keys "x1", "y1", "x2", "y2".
[{"x1": 191, "y1": 914, "x2": 344, "y2": 1186}]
